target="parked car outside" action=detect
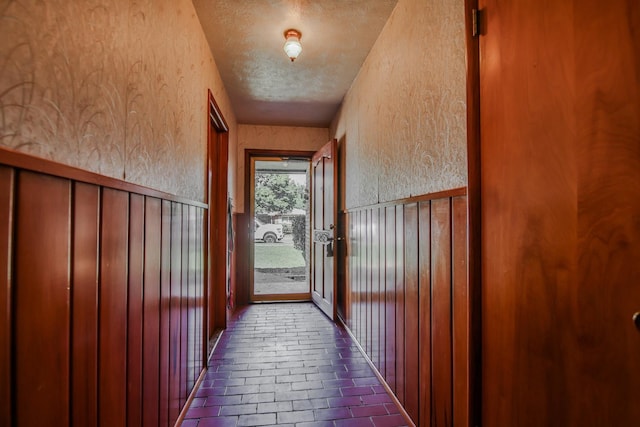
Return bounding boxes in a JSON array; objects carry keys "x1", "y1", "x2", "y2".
[
  {"x1": 254, "y1": 219, "x2": 284, "y2": 243},
  {"x1": 281, "y1": 221, "x2": 292, "y2": 234}
]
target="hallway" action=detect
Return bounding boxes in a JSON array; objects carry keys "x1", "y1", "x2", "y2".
[{"x1": 182, "y1": 303, "x2": 408, "y2": 426}]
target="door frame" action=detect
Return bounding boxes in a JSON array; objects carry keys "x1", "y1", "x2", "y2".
[
  {"x1": 465, "y1": 0, "x2": 482, "y2": 425},
  {"x1": 206, "y1": 90, "x2": 229, "y2": 359},
  {"x1": 243, "y1": 149, "x2": 316, "y2": 303}
]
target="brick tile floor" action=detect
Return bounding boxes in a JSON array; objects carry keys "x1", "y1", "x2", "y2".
[{"x1": 182, "y1": 303, "x2": 408, "y2": 426}]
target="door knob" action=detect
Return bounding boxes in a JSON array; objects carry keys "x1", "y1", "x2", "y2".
[{"x1": 634, "y1": 312, "x2": 640, "y2": 332}]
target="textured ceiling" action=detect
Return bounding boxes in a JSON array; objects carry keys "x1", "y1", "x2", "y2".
[{"x1": 192, "y1": 0, "x2": 398, "y2": 127}]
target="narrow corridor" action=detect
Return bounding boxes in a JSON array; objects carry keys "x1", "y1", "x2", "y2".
[{"x1": 182, "y1": 303, "x2": 408, "y2": 427}]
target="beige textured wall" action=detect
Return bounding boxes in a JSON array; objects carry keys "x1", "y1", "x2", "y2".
[
  {"x1": 330, "y1": 0, "x2": 467, "y2": 209},
  {"x1": 0, "y1": 0, "x2": 236, "y2": 202},
  {"x1": 235, "y1": 125, "x2": 328, "y2": 212}
]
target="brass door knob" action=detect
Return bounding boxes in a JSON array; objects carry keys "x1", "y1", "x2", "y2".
[{"x1": 634, "y1": 312, "x2": 640, "y2": 332}]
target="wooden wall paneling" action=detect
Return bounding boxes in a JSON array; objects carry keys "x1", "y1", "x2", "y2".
[
  {"x1": 203, "y1": 202, "x2": 210, "y2": 346},
  {"x1": 348, "y1": 213, "x2": 354, "y2": 333},
  {"x1": 359, "y1": 209, "x2": 365, "y2": 347},
  {"x1": 199, "y1": 208, "x2": 206, "y2": 363},
  {"x1": 350, "y1": 211, "x2": 355, "y2": 339},
  {"x1": 160, "y1": 200, "x2": 172, "y2": 426},
  {"x1": 338, "y1": 211, "x2": 350, "y2": 322},
  {"x1": 385, "y1": 206, "x2": 396, "y2": 392},
  {"x1": 185, "y1": 205, "x2": 193, "y2": 393},
  {"x1": 72, "y1": 182, "x2": 100, "y2": 427},
  {"x1": 378, "y1": 207, "x2": 386, "y2": 378},
  {"x1": 15, "y1": 171, "x2": 71, "y2": 426},
  {"x1": 195, "y1": 207, "x2": 200, "y2": 383},
  {"x1": 197, "y1": 207, "x2": 203, "y2": 380},
  {"x1": 347, "y1": 212, "x2": 355, "y2": 331},
  {"x1": 0, "y1": 166, "x2": 13, "y2": 427},
  {"x1": 99, "y1": 188, "x2": 129, "y2": 427},
  {"x1": 352, "y1": 211, "x2": 359, "y2": 342},
  {"x1": 431, "y1": 198, "x2": 453, "y2": 426},
  {"x1": 337, "y1": 211, "x2": 348, "y2": 320},
  {"x1": 344, "y1": 212, "x2": 350, "y2": 327},
  {"x1": 355, "y1": 210, "x2": 361, "y2": 335},
  {"x1": 201, "y1": 208, "x2": 206, "y2": 367},
  {"x1": 371, "y1": 208, "x2": 380, "y2": 371},
  {"x1": 394, "y1": 205, "x2": 405, "y2": 404},
  {"x1": 180, "y1": 204, "x2": 189, "y2": 406},
  {"x1": 342, "y1": 193, "x2": 467, "y2": 425},
  {"x1": 188, "y1": 205, "x2": 197, "y2": 390},
  {"x1": 143, "y1": 197, "x2": 162, "y2": 427},
  {"x1": 356, "y1": 211, "x2": 366, "y2": 342},
  {"x1": 360, "y1": 210, "x2": 365, "y2": 352},
  {"x1": 364, "y1": 209, "x2": 371, "y2": 357},
  {"x1": 361, "y1": 209, "x2": 367, "y2": 349},
  {"x1": 403, "y1": 203, "x2": 420, "y2": 422},
  {"x1": 418, "y1": 201, "x2": 432, "y2": 427},
  {"x1": 195, "y1": 207, "x2": 203, "y2": 378},
  {"x1": 200, "y1": 208, "x2": 205, "y2": 369},
  {"x1": 127, "y1": 193, "x2": 145, "y2": 426},
  {"x1": 452, "y1": 196, "x2": 469, "y2": 426},
  {"x1": 0, "y1": 150, "x2": 208, "y2": 427},
  {"x1": 169, "y1": 202, "x2": 182, "y2": 424}
]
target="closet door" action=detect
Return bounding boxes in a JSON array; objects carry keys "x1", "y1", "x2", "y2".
[{"x1": 479, "y1": 0, "x2": 640, "y2": 425}]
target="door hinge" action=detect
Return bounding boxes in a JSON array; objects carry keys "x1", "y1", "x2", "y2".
[{"x1": 472, "y1": 8, "x2": 482, "y2": 37}]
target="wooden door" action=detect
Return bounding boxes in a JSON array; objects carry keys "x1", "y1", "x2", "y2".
[
  {"x1": 311, "y1": 139, "x2": 338, "y2": 320},
  {"x1": 479, "y1": 0, "x2": 640, "y2": 425}
]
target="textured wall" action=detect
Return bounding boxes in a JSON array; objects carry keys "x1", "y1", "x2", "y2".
[
  {"x1": 235, "y1": 124, "x2": 328, "y2": 212},
  {"x1": 330, "y1": 0, "x2": 467, "y2": 209},
  {"x1": 0, "y1": 0, "x2": 236, "y2": 202}
]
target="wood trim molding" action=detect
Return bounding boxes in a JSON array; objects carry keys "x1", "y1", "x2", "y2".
[
  {"x1": 208, "y1": 89, "x2": 229, "y2": 133},
  {"x1": 0, "y1": 147, "x2": 207, "y2": 208},
  {"x1": 464, "y1": 0, "x2": 482, "y2": 425},
  {"x1": 343, "y1": 187, "x2": 467, "y2": 213},
  {"x1": 240, "y1": 149, "x2": 316, "y2": 305},
  {"x1": 207, "y1": 90, "x2": 230, "y2": 334},
  {"x1": 174, "y1": 368, "x2": 208, "y2": 427}
]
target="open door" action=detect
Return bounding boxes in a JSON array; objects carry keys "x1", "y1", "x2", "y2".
[{"x1": 310, "y1": 139, "x2": 338, "y2": 320}]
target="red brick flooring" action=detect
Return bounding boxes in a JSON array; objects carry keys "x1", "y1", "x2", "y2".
[{"x1": 182, "y1": 303, "x2": 408, "y2": 427}]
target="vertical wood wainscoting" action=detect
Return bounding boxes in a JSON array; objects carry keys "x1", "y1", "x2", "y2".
[
  {"x1": 341, "y1": 189, "x2": 470, "y2": 427},
  {"x1": 0, "y1": 149, "x2": 207, "y2": 427}
]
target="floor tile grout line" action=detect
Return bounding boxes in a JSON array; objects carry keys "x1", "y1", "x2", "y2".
[{"x1": 183, "y1": 303, "x2": 408, "y2": 426}]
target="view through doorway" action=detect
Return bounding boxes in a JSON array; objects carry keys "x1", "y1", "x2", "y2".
[{"x1": 250, "y1": 157, "x2": 311, "y2": 301}]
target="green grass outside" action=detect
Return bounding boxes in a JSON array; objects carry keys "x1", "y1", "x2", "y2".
[{"x1": 254, "y1": 244, "x2": 305, "y2": 269}]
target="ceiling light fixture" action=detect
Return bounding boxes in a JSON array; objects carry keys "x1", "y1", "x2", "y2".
[{"x1": 283, "y1": 29, "x2": 302, "y2": 62}]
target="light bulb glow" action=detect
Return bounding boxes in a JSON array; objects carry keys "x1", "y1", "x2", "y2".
[{"x1": 283, "y1": 29, "x2": 302, "y2": 62}]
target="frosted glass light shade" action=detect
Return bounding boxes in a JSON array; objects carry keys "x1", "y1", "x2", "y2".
[{"x1": 283, "y1": 29, "x2": 302, "y2": 62}]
